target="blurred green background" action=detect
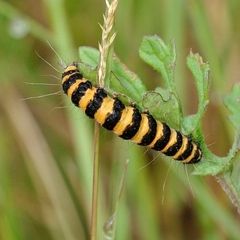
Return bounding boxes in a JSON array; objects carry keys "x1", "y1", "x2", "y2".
[{"x1": 0, "y1": 0, "x2": 240, "y2": 239}]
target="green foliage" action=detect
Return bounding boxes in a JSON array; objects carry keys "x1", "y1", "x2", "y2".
[
  {"x1": 139, "y1": 36, "x2": 182, "y2": 129},
  {"x1": 79, "y1": 46, "x2": 146, "y2": 105},
  {"x1": 79, "y1": 34, "x2": 240, "y2": 235},
  {"x1": 194, "y1": 83, "x2": 240, "y2": 176},
  {"x1": 79, "y1": 35, "x2": 240, "y2": 179},
  {"x1": 184, "y1": 52, "x2": 210, "y2": 135},
  {"x1": 139, "y1": 36, "x2": 176, "y2": 91},
  {"x1": 142, "y1": 87, "x2": 181, "y2": 130},
  {"x1": 1, "y1": 1, "x2": 240, "y2": 239}
]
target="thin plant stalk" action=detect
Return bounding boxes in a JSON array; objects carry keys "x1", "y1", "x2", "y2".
[
  {"x1": 90, "y1": 122, "x2": 100, "y2": 240},
  {"x1": 91, "y1": 0, "x2": 118, "y2": 239}
]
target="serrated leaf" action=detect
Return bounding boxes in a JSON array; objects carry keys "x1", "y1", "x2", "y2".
[
  {"x1": 224, "y1": 83, "x2": 240, "y2": 130},
  {"x1": 186, "y1": 52, "x2": 210, "y2": 131},
  {"x1": 79, "y1": 46, "x2": 99, "y2": 67},
  {"x1": 78, "y1": 46, "x2": 146, "y2": 104},
  {"x1": 182, "y1": 114, "x2": 199, "y2": 135},
  {"x1": 139, "y1": 35, "x2": 176, "y2": 91},
  {"x1": 193, "y1": 159, "x2": 227, "y2": 176},
  {"x1": 187, "y1": 52, "x2": 209, "y2": 96},
  {"x1": 192, "y1": 144, "x2": 229, "y2": 176},
  {"x1": 111, "y1": 56, "x2": 147, "y2": 104},
  {"x1": 193, "y1": 130, "x2": 240, "y2": 176},
  {"x1": 142, "y1": 87, "x2": 181, "y2": 129}
]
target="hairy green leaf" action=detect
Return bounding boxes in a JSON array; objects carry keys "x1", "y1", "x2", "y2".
[
  {"x1": 139, "y1": 35, "x2": 183, "y2": 123},
  {"x1": 79, "y1": 46, "x2": 99, "y2": 67},
  {"x1": 79, "y1": 47, "x2": 146, "y2": 104},
  {"x1": 139, "y1": 35, "x2": 176, "y2": 91},
  {"x1": 142, "y1": 87, "x2": 181, "y2": 129},
  {"x1": 184, "y1": 52, "x2": 209, "y2": 133}
]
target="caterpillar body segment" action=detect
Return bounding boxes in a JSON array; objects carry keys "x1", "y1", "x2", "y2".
[{"x1": 62, "y1": 63, "x2": 202, "y2": 164}]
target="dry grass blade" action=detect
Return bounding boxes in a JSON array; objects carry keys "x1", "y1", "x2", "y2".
[
  {"x1": 91, "y1": 0, "x2": 119, "y2": 240},
  {"x1": 97, "y1": 0, "x2": 118, "y2": 87}
]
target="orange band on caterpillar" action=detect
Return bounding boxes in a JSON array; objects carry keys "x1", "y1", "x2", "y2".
[{"x1": 62, "y1": 63, "x2": 202, "y2": 164}]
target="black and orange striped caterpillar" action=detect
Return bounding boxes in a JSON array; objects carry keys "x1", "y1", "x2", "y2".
[{"x1": 62, "y1": 63, "x2": 202, "y2": 164}]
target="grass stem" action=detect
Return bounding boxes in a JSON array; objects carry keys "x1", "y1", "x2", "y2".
[{"x1": 90, "y1": 122, "x2": 100, "y2": 240}]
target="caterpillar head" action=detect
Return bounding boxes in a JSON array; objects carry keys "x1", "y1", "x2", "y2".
[
  {"x1": 61, "y1": 62, "x2": 83, "y2": 94},
  {"x1": 62, "y1": 62, "x2": 79, "y2": 77}
]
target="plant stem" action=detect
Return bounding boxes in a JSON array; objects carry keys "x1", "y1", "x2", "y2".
[
  {"x1": 90, "y1": 1, "x2": 119, "y2": 238},
  {"x1": 216, "y1": 175, "x2": 240, "y2": 214},
  {"x1": 90, "y1": 122, "x2": 100, "y2": 240}
]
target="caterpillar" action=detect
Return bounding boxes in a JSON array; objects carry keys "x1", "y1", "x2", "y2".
[{"x1": 62, "y1": 63, "x2": 202, "y2": 164}]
